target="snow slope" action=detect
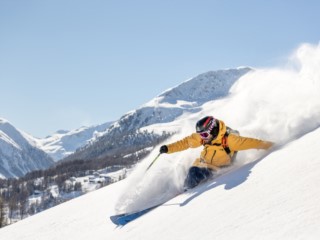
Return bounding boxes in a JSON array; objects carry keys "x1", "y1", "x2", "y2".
[
  {"x1": 1, "y1": 43, "x2": 320, "y2": 239},
  {"x1": 1, "y1": 127, "x2": 319, "y2": 240}
]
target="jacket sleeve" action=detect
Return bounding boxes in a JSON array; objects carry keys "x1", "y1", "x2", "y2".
[
  {"x1": 167, "y1": 133, "x2": 202, "y2": 154},
  {"x1": 228, "y1": 134, "x2": 274, "y2": 151}
]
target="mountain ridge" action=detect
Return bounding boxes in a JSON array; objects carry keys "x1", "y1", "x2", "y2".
[
  {"x1": 30, "y1": 122, "x2": 113, "y2": 161},
  {"x1": 0, "y1": 68, "x2": 252, "y2": 178},
  {"x1": 0, "y1": 118, "x2": 54, "y2": 178},
  {"x1": 64, "y1": 67, "x2": 252, "y2": 162}
]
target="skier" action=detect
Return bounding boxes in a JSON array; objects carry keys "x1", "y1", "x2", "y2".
[{"x1": 159, "y1": 116, "x2": 274, "y2": 190}]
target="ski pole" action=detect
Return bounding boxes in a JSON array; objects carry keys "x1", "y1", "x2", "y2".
[{"x1": 146, "y1": 153, "x2": 161, "y2": 171}]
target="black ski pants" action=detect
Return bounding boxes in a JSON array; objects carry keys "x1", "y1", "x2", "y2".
[{"x1": 184, "y1": 166, "x2": 213, "y2": 189}]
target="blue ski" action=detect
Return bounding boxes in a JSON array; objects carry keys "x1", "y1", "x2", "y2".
[{"x1": 110, "y1": 205, "x2": 159, "y2": 226}]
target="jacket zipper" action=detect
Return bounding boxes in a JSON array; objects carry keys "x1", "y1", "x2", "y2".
[
  {"x1": 203, "y1": 146, "x2": 216, "y2": 164},
  {"x1": 203, "y1": 147, "x2": 208, "y2": 161},
  {"x1": 210, "y1": 150, "x2": 216, "y2": 164}
]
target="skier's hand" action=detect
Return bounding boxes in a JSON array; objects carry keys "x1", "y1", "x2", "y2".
[{"x1": 159, "y1": 145, "x2": 168, "y2": 154}]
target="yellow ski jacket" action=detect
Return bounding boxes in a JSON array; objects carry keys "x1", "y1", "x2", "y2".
[{"x1": 166, "y1": 120, "x2": 273, "y2": 170}]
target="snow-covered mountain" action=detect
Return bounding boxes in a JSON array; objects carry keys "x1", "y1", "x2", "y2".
[
  {"x1": 109, "y1": 67, "x2": 252, "y2": 132},
  {"x1": 1, "y1": 43, "x2": 320, "y2": 239},
  {"x1": 0, "y1": 68, "x2": 251, "y2": 176},
  {"x1": 31, "y1": 122, "x2": 113, "y2": 161},
  {"x1": 0, "y1": 118, "x2": 54, "y2": 178},
  {"x1": 65, "y1": 67, "x2": 251, "y2": 162}
]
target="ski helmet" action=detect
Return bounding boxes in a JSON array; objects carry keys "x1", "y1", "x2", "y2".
[{"x1": 196, "y1": 116, "x2": 219, "y2": 139}]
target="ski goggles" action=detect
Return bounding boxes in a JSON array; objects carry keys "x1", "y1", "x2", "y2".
[{"x1": 199, "y1": 131, "x2": 211, "y2": 139}]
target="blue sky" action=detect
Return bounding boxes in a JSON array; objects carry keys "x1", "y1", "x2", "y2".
[{"x1": 1, "y1": 0, "x2": 319, "y2": 137}]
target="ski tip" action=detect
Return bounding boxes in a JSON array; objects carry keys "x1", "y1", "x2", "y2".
[
  {"x1": 110, "y1": 214, "x2": 128, "y2": 226},
  {"x1": 109, "y1": 206, "x2": 159, "y2": 226}
]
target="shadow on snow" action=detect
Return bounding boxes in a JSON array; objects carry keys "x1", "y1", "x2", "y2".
[{"x1": 178, "y1": 155, "x2": 265, "y2": 207}]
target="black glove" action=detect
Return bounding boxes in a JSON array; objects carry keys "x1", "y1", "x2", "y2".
[{"x1": 159, "y1": 145, "x2": 168, "y2": 154}]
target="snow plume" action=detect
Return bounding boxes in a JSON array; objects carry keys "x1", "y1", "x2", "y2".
[
  {"x1": 114, "y1": 140, "x2": 198, "y2": 214},
  {"x1": 221, "y1": 43, "x2": 320, "y2": 144},
  {"x1": 115, "y1": 43, "x2": 320, "y2": 214},
  {"x1": 114, "y1": 118, "x2": 201, "y2": 214}
]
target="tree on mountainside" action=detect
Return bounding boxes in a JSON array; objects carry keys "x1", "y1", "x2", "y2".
[
  {"x1": 8, "y1": 197, "x2": 18, "y2": 223},
  {"x1": 0, "y1": 196, "x2": 6, "y2": 228}
]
